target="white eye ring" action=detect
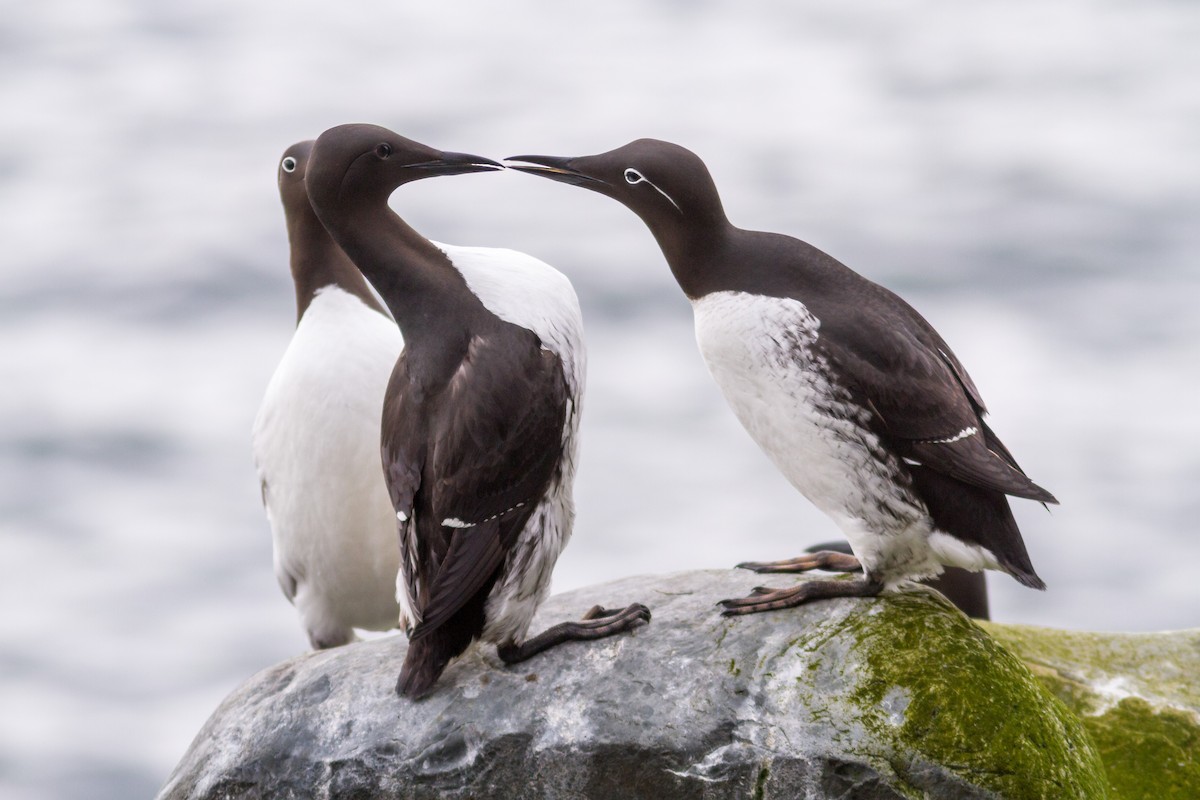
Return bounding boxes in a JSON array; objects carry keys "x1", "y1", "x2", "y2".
[{"x1": 281, "y1": 156, "x2": 298, "y2": 173}]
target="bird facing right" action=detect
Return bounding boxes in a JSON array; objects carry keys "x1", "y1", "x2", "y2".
[
  {"x1": 508, "y1": 140, "x2": 1057, "y2": 615},
  {"x1": 306, "y1": 125, "x2": 650, "y2": 698}
]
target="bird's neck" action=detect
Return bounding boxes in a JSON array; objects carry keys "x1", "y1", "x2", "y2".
[
  {"x1": 647, "y1": 215, "x2": 738, "y2": 300},
  {"x1": 287, "y1": 205, "x2": 386, "y2": 323},
  {"x1": 323, "y1": 201, "x2": 485, "y2": 346}
]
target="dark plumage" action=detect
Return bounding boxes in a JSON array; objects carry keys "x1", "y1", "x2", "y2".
[
  {"x1": 510, "y1": 140, "x2": 1055, "y2": 615},
  {"x1": 306, "y1": 125, "x2": 648, "y2": 696}
]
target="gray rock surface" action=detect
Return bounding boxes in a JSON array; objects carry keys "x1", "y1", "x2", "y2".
[{"x1": 158, "y1": 570, "x2": 1107, "y2": 799}]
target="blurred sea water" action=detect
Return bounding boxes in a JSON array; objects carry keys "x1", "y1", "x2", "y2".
[{"x1": 1, "y1": 1, "x2": 1198, "y2": 797}]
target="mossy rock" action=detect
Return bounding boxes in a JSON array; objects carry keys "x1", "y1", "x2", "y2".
[
  {"x1": 776, "y1": 589, "x2": 1109, "y2": 799},
  {"x1": 986, "y1": 622, "x2": 1200, "y2": 799},
  {"x1": 159, "y1": 570, "x2": 1114, "y2": 799}
]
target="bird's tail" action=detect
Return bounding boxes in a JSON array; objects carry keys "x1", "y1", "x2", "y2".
[
  {"x1": 910, "y1": 465, "x2": 1046, "y2": 590},
  {"x1": 396, "y1": 629, "x2": 461, "y2": 699},
  {"x1": 395, "y1": 592, "x2": 487, "y2": 699}
]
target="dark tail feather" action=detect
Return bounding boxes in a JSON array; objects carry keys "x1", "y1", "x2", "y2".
[
  {"x1": 396, "y1": 588, "x2": 490, "y2": 699},
  {"x1": 910, "y1": 465, "x2": 1045, "y2": 591},
  {"x1": 397, "y1": 628, "x2": 462, "y2": 699}
]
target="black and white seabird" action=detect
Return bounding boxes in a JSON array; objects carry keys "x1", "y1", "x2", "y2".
[
  {"x1": 306, "y1": 124, "x2": 650, "y2": 697},
  {"x1": 253, "y1": 141, "x2": 404, "y2": 649},
  {"x1": 509, "y1": 140, "x2": 1057, "y2": 615}
]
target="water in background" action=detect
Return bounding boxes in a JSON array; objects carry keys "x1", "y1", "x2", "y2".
[{"x1": 1, "y1": 2, "x2": 1197, "y2": 797}]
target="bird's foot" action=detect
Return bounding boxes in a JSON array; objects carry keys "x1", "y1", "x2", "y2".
[
  {"x1": 497, "y1": 602, "x2": 652, "y2": 664},
  {"x1": 735, "y1": 550, "x2": 863, "y2": 574},
  {"x1": 718, "y1": 576, "x2": 881, "y2": 616}
]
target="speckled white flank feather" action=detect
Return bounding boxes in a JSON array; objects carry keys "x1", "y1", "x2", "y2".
[
  {"x1": 252, "y1": 286, "x2": 404, "y2": 648},
  {"x1": 429, "y1": 242, "x2": 586, "y2": 647},
  {"x1": 691, "y1": 290, "x2": 956, "y2": 586}
]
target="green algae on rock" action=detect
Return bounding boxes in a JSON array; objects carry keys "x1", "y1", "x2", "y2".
[
  {"x1": 781, "y1": 589, "x2": 1110, "y2": 799},
  {"x1": 158, "y1": 571, "x2": 1117, "y2": 800},
  {"x1": 986, "y1": 623, "x2": 1200, "y2": 800}
]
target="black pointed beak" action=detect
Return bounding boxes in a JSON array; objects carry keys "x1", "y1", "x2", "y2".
[
  {"x1": 505, "y1": 154, "x2": 607, "y2": 188},
  {"x1": 406, "y1": 151, "x2": 504, "y2": 176}
]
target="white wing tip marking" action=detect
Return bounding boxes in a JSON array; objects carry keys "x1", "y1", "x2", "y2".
[
  {"x1": 396, "y1": 510, "x2": 409, "y2": 522},
  {"x1": 929, "y1": 426, "x2": 978, "y2": 445},
  {"x1": 441, "y1": 501, "x2": 528, "y2": 529}
]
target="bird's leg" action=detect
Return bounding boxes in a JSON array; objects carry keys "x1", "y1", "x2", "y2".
[
  {"x1": 736, "y1": 550, "x2": 863, "y2": 574},
  {"x1": 718, "y1": 576, "x2": 882, "y2": 616},
  {"x1": 496, "y1": 603, "x2": 652, "y2": 664}
]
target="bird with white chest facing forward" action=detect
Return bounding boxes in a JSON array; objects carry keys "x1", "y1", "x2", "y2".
[
  {"x1": 509, "y1": 140, "x2": 1057, "y2": 615},
  {"x1": 305, "y1": 124, "x2": 650, "y2": 698},
  {"x1": 253, "y1": 140, "x2": 404, "y2": 650}
]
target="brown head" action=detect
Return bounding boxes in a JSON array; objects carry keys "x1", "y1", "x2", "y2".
[
  {"x1": 304, "y1": 124, "x2": 502, "y2": 335},
  {"x1": 277, "y1": 140, "x2": 315, "y2": 220},
  {"x1": 306, "y1": 123, "x2": 501, "y2": 229},
  {"x1": 276, "y1": 139, "x2": 387, "y2": 321},
  {"x1": 507, "y1": 139, "x2": 733, "y2": 295}
]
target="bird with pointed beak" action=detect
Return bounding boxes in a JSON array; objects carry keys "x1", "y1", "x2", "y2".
[
  {"x1": 509, "y1": 140, "x2": 1056, "y2": 616},
  {"x1": 305, "y1": 125, "x2": 650, "y2": 697}
]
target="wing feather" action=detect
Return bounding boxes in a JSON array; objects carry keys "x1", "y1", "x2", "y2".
[
  {"x1": 405, "y1": 331, "x2": 570, "y2": 640},
  {"x1": 814, "y1": 285, "x2": 1055, "y2": 503}
]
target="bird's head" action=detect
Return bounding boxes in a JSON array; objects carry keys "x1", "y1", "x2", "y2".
[
  {"x1": 306, "y1": 123, "x2": 501, "y2": 221},
  {"x1": 506, "y1": 138, "x2": 727, "y2": 233}
]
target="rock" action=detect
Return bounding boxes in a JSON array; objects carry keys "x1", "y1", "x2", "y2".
[
  {"x1": 985, "y1": 622, "x2": 1200, "y2": 800},
  {"x1": 158, "y1": 570, "x2": 1109, "y2": 800}
]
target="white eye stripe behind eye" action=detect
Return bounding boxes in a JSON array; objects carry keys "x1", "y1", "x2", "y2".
[
  {"x1": 622, "y1": 166, "x2": 682, "y2": 213},
  {"x1": 281, "y1": 157, "x2": 297, "y2": 173}
]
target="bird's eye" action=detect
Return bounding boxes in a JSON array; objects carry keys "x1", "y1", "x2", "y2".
[
  {"x1": 624, "y1": 168, "x2": 644, "y2": 185},
  {"x1": 281, "y1": 156, "x2": 297, "y2": 173},
  {"x1": 375, "y1": 143, "x2": 393, "y2": 159}
]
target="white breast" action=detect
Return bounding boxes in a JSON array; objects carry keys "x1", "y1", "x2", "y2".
[
  {"x1": 691, "y1": 291, "x2": 937, "y2": 584},
  {"x1": 433, "y1": 241, "x2": 585, "y2": 401},
  {"x1": 252, "y1": 286, "x2": 404, "y2": 647},
  {"x1": 433, "y1": 242, "x2": 586, "y2": 645}
]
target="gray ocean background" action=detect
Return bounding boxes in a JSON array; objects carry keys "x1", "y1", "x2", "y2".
[{"x1": 2, "y1": 1, "x2": 1197, "y2": 797}]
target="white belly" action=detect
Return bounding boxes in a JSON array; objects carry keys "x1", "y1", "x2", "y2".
[
  {"x1": 252, "y1": 286, "x2": 404, "y2": 646},
  {"x1": 691, "y1": 291, "x2": 940, "y2": 583}
]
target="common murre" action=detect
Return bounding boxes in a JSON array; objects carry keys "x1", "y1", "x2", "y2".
[
  {"x1": 306, "y1": 125, "x2": 650, "y2": 696},
  {"x1": 509, "y1": 139, "x2": 1056, "y2": 615},
  {"x1": 253, "y1": 140, "x2": 404, "y2": 649}
]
